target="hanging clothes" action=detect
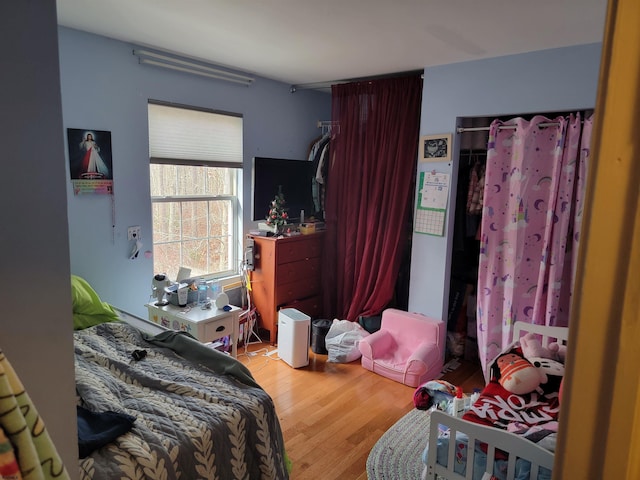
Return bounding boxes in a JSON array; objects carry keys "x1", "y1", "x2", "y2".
[
  {"x1": 308, "y1": 132, "x2": 331, "y2": 217},
  {"x1": 466, "y1": 160, "x2": 485, "y2": 215}
]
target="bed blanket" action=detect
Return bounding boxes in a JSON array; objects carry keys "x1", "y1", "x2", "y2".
[
  {"x1": 142, "y1": 329, "x2": 261, "y2": 389},
  {"x1": 462, "y1": 379, "x2": 560, "y2": 453},
  {"x1": 75, "y1": 322, "x2": 288, "y2": 479}
]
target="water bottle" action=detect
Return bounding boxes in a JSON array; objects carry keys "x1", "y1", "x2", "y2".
[
  {"x1": 197, "y1": 278, "x2": 208, "y2": 305},
  {"x1": 210, "y1": 280, "x2": 220, "y2": 301}
]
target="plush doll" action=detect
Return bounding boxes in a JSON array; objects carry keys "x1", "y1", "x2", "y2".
[
  {"x1": 520, "y1": 333, "x2": 554, "y2": 360},
  {"x1": 548, "y1": 341, "x2": 568, "y2": 363},
  {"x1": 519, "y1": 333, "x2": 565, "y2": 383},
  {"x1": 521, "y1": 333, "x2": 568, "y2": 363},
  {"x1": 528, "y1": 357, "x2": 565, "y2": 383},
  {"x1": 495, "y1": 353, "x2": 540, "y2": 395}
]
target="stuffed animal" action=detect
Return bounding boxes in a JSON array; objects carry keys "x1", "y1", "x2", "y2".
[
  {"x1": 519, "y1": 333, "x2": 565, "y2": 383},
  {"x1": 520, "y1": 333, "x2": 568, "y2": 363},
  {"x1": 520, "y1": 333, "x2": 555, "y2": 360},
  {"x1": 496, "y1": 353, "x2": 540, "y2": 395},
  {"x1": 548, "y1": 341, "x2": 568, "y2": 363},
  {"x1": 528, "y1": 356, "x2": 565, "y2": 383}
]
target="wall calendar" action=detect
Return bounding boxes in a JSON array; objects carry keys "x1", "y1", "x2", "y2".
[{"x1": 415, "y1": 171, "x2": 450, "y2": 236}]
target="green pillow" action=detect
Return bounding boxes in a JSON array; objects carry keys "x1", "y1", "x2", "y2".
[{"x1": 71, "y1": 275, "x2": 120, "y2": 330}]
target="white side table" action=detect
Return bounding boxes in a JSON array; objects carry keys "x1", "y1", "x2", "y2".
[{"x1": 145, "y1": 302, "x2": 240, "y2": 358}]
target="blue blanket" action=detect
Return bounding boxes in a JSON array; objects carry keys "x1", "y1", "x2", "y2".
[{"x1": 77, "y1": 406, "x2": 135, "y2": 458}]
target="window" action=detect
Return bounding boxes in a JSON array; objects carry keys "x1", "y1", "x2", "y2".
[{"x1": 148, "y1": 102, "x2": 242, "y2": 280}]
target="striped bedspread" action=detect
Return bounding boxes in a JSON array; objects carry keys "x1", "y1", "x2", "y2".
[{"x1": 74, "y1": 322, "x2": 288, "y2": 479}]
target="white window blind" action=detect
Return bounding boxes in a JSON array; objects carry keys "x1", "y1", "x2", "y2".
[{"x1": 148, "y1": 103, "x2": 242, "y2": 165}]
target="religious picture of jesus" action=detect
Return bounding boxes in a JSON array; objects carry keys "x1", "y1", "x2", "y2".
[{"x1": 67, "y1": 128, "x2": 114, "y2": 195}]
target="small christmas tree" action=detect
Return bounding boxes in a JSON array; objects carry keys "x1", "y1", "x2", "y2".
[{"x1": 265, "y1": 186, "x2": 288, "y2": 231}]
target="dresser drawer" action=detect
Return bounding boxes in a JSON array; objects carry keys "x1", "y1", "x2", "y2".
[
  {"x1": 276, "y1": 257, "x2": 321, "y2": 286},
  {"x1": 201, "y1": 315, "x2": 234, "y2": 343},
  {"x1": 276, "y1": 277, "x2": 321, "y2": 306},
  {"x1": 281, "y1": 295, "x2": 323, "y2": 319},
  {"x1": 276, "y1": 236, "x2": 323, "y2": 264}
]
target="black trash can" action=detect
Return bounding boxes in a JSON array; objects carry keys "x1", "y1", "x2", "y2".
[{"x1": 311, "y1": 319, "x2": 332, "y2": 354}]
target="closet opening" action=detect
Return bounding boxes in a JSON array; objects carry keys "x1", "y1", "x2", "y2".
[
  {"x1": 446, "y1": 117, "x2": 489, "y2": 368},
  {"x1": 446, "y1": 110, "x2": 592, "y2": 373}
]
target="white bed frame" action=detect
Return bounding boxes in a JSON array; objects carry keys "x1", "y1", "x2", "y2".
[
  {"x1": 114, "y1": 307, "x2": 168, "y2": 335},
  {"x1": 422, "y1": 321, "x2": 569, "y2": 480}
]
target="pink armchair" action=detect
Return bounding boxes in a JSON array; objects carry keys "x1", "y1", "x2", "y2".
[{"x1": 358, "y1": 308, "x2": 446, "y2": 387}]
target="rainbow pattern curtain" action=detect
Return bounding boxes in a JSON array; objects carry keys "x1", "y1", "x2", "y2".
[{"x1": 476, "y1": 113, "x2": 593, "y2": 377}]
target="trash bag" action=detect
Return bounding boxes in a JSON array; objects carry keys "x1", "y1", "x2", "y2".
[{"x1": 325, "y1": 319, "x2": 370, "y2": 363}]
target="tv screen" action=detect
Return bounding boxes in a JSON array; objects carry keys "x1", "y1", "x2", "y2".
[{"x1": 251, "y1": 157, "x2": 317, "y2": 222}]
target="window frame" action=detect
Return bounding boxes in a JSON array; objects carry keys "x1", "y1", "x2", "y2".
[{"x1": 148, "y1": 100, "x2": 243, "y2": 280}]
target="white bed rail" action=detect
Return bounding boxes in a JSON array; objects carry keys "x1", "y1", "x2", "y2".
[
  {"x1": 424, "y1": 410, "x2": 555, "y2": 480},
  {"x1": 512, "y1": 322, "x2": 568, "y2": 349},
  {"x1": 114, "y1": 307, "x2": 167, "y2": 335},
  {"x1": 423, "y1": 322, "x2": 568, "y2": 480}
]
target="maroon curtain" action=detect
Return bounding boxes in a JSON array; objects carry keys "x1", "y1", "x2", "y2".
[{"x1": 322, "y1": 75, "x2": 422, "y2": 321}]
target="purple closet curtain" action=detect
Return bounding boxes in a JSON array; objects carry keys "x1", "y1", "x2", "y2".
[
  {"x1": 477, "y1": 113, "x2": 593, "y2": 376},
  {"x1": 322, "y1": 75, "x2": 422, "y2": 321}
]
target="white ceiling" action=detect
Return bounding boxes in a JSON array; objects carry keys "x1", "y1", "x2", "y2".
[{"x1": 56, "y1": 0, "x2": 608, "y2": 87}]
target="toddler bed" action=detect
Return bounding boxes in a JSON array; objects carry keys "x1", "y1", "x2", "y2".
[
  {"x1": 421, "y1": 322, "x2": 568, "y2": 480},
  {"x1": 71, "y1": 275, "x2": 289, "y2": 479}
]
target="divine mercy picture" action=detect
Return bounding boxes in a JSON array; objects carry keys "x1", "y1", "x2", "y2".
[{"x1": 67, "y1": 128, "x2": 114, "y2": 194}]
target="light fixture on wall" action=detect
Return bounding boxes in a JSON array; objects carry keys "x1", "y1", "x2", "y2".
[{"x1": 133, "y1": 49, "x2": 254, "y2": 86}]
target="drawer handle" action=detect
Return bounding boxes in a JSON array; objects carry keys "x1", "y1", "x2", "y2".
[{"x1": 216, "y1": 326, "x2": 226, "y2": 332}]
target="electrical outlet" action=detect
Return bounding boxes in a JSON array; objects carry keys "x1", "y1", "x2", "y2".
[{"x1": 128, "y1": 226, "x2": 141, "y2": 240}]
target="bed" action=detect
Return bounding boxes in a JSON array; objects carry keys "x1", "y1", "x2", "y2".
[
  {"x1": 421, "y1": 321, "x2": 568, "y2": 480},
  {"x1": 71, "y1": 276, "x2": 289, "y2": 479}
]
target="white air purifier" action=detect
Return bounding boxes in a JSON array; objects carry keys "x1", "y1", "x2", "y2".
[{"x1": 277, "y1": 308, "x2": 310, "y2": 368}]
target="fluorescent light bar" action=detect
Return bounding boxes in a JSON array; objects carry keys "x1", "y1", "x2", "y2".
[
  {"x1": 133, "y1": 49, "x2": 254, "y2": 86},
  {"x1": 139, "y1": 58, "x2": 253, "y2": 85}
]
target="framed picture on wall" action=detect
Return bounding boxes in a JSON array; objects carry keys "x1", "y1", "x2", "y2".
[
  {"x1": 419, "y1": 133, "x2": 453, "y2": 162},
  {"x1": 67, "y1": 128, "x2": 114, "y2": 195}
]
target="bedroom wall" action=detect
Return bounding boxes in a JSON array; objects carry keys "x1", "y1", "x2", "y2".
[
  {"x1": 0, "y1": 2, "x2": 78, "y2": 476},
  {"x1": 408, "y1": 43, "x2": 603, "y2": 320},
  {"x1": 58, "y1": 27, "x2": 330, "y2": 319}
]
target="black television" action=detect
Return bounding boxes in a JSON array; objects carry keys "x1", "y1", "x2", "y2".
[{"x1": 251, "y1": 157, "x2": 317, "y2": 223}]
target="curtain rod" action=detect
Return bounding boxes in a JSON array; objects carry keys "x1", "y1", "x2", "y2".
[
  {"x1": 291, "y1": 70, "x2": 424, "y2": 93},
  {"x1": 317, "y1": 120, "x2": 339, "y2": 134},
  {"x1": 457, "y1": 122, "x2": 564, "y2": 133},
  {"x1": 317, "y1": 120, "x2": 338, "y2": 127},
  {"x1": 457, "y1": 113, "x2": 590, "y2": 133}
]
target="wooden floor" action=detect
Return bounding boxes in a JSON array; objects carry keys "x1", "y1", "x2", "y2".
[{"x1": 237, "y1": 341, "x2": 484, "y2": 480}]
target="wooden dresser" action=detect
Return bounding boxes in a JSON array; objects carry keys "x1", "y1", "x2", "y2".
[{"x1": 249, "y1": 232, "x2": 324, "y2": 344}]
